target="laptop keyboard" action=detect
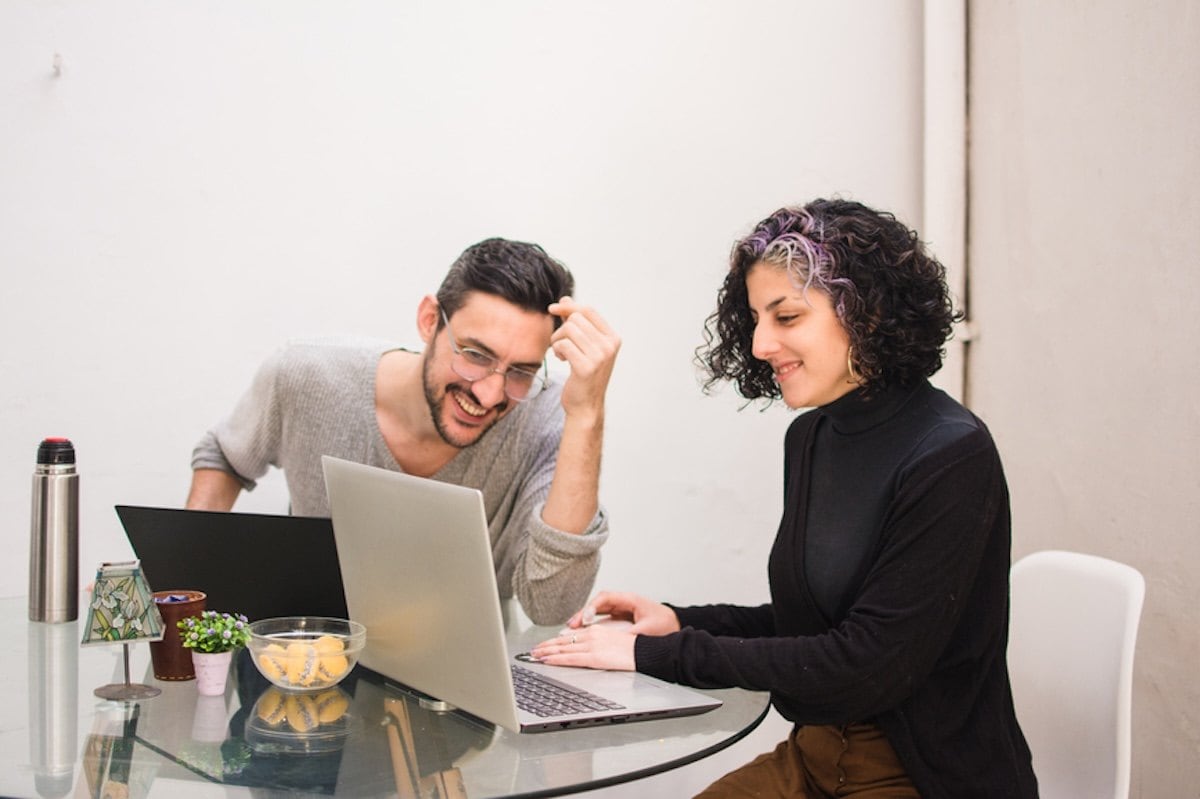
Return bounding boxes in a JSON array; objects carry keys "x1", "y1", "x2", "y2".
[{"x1": 511, "y1": 664, "x2": 626, "y2": 717}]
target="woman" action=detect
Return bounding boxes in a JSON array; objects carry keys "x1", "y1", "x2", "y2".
[{"x1": 531, "y1": 199, "x2": 1038, "y2": 798}]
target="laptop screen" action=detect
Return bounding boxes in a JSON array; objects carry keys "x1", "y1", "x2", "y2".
[{"x1": 116, "y1": 505, "x2": 348, "y2": 621}]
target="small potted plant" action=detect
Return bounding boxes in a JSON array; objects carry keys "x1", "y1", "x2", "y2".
[{"x1": 178, "y1": 610, "x2": 251, "y2": 696}]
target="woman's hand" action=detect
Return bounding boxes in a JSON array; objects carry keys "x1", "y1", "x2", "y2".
[
  {"x1": 529, "y1": 591, "x2": 680, "y2": 671},
  {"x1": 568, "y1": 591, "x2": 682, "y2": 636},
  {"x1": 530, "y1": 621, "x2": 637, "y2": 670}
]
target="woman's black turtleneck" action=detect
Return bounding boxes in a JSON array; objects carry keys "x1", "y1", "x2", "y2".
[
  {"x1": 634, "y1": 380, "x2": 1038, "y2": 799},
  {"x1": 803, "y1": 383, "x2": 932, "y2": 621}
]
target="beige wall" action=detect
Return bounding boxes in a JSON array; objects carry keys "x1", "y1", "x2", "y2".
[{"x1": 968, "y1": 2, "x2": 1200, "y2": 794}]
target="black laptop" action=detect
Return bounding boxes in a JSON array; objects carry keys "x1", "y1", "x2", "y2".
[{"x1": 115, "y1": 505, "x2": 348, "y2": 621}]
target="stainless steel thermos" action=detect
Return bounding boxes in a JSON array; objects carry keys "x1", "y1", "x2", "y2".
[{"x1": 29, "y1": 437, "x2": 79, "y2": 623}]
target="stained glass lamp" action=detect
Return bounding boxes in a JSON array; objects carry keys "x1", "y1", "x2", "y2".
[{"x1": 81, "y1": 560, "x2": 165, "y2": 700}]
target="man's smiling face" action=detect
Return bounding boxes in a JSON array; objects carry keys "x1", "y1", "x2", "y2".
[{"x1": 421, "y1": 292, "x2": 554, "y2": 449}]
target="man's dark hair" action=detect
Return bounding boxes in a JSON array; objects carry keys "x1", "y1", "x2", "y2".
[{"x1": 436, "y1": 238, "x2": 574, "y2": 328}]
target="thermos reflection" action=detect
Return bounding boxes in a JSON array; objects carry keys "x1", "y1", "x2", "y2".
[{"x1": 28, "y1": 619, "x2": 79, "y2": 798}]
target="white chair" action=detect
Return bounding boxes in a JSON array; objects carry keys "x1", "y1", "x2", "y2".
[{"x1": 1007, "y1": 550, "x2": 1145, "y2": 799}]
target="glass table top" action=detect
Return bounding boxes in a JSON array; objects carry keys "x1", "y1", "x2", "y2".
[{"x1": 4, "y1": 596, "x2": 769, "y2": 798}]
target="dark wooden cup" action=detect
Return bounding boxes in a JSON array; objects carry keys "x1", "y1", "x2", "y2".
[{"x1": 149, "y1": 590, "x2": 207, "y2": 680}]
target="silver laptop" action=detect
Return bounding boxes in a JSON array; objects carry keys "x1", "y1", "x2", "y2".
[{"x1": 321, "y1": 455, "x2": 721, "y2": 733}]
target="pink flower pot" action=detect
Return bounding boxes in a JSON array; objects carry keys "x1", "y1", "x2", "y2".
[{"x1": 192, "y1": 650, "x2": 233, "y2": 697}]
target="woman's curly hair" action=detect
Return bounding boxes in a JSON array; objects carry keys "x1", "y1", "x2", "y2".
[{"x1": 698, "y1": 198, "x2": 962, "y2": 402}]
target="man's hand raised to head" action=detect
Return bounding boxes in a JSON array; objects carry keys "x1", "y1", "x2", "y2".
[
  {"x1": 547, "y1": 297, "x2": 621, "y2": 422},
  {"x1": 539, "y1": 297, "x2": 620, "y2": 537}
]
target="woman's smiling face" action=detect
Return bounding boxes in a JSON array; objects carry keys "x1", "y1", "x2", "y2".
[{"x1": 746, "y1": 261, "x2": 856, "y2": 409}]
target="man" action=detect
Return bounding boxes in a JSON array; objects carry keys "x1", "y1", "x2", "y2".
[{"x1": 187, "y1": 238, "x2": 620, "y2": 624}]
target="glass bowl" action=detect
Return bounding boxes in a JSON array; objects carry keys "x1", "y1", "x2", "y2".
[{"x1": 247, "y1": 616, "x2": 366, "y2": 692}]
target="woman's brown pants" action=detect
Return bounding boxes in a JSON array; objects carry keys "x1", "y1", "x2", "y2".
[{"x1": 694, "y1": 722, "x2": 921, "y2": 798}]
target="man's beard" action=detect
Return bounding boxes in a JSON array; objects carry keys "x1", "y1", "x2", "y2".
[{"x1": 422, "y1": 352, "x2": 507, "y2": 449}]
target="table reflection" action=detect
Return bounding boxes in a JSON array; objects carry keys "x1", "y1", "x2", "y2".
[
  {"x1": 79, "y1": 702, "x2": 143, "y2": 799},
  {"x1": 132, "y1": 651, "x2": 496, "y2": 796}
]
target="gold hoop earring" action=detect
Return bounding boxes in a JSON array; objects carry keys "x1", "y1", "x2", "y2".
[{"x1": 847, "y1": 346, "x2": 862, "y2": 384}]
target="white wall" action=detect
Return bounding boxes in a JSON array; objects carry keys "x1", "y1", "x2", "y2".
[
  {"x1": 1, "y1": 0, "x2": 923, "y2": 606},
  {"x1": 0, "y1": 3, "x2": 935, "y2": 795},
  {"x1": 968, "y1": 2, "x2": 1200, "y2": 795}
]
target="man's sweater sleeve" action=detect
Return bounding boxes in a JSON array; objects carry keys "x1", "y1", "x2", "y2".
[{"x1": 190, "y1": 348, "x2": 289, "y2": 490}]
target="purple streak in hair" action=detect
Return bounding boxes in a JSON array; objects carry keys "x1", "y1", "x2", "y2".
[{"x1": 742, "y1": 206, "x2": 855, "y2": 319}]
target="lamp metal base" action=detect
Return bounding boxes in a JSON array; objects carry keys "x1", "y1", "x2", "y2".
[{"x1": 94, "y1": 682, "x2": 162, "y2": 701}]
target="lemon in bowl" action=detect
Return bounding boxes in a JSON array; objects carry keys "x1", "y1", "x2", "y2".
[{"x1": 247, "y1": 616, "x2": 365, "y2": 692}]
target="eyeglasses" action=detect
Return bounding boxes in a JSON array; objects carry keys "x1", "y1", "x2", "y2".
[{"x1": 440, "y1": 308, "x2": 548, "y2": 401}]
